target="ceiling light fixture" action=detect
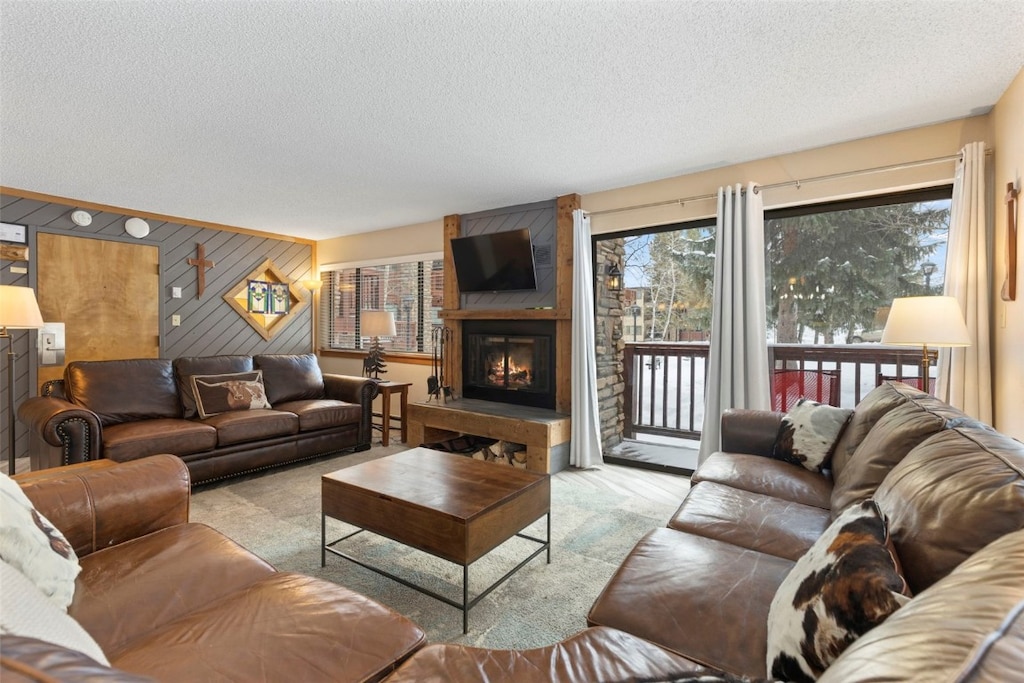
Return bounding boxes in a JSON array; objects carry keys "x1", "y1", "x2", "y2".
[{"x1": 70, "y1": 210, "x2": 92, "y2": 226}]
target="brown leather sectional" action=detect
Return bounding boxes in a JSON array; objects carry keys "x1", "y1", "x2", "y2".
[
  {"x1": 582, "y1": 381, "x2": 1024, "y2": 680},
  {"x1": 17, "y1": 353, "x2": 377, "y2": 485}
]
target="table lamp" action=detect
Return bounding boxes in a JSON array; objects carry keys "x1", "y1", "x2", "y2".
[
  {"x1": 361, "y1": 310, "x2": 396, "y2": 379},
  {"x1": 1, "y1": 285, "x2": 45, "y2": 475},
  {"x1": 881, "y1": 295, "x2": 971, "y2": 382}
]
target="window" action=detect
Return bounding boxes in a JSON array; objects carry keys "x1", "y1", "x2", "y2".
[
  {"x1": 765, "y1": 187, "x2": 952, "y2": 345},
  {"x1": 598, "y1": 186, "x2": 952, "y2": 347},
  {"x1": 321, "y1": 258, "x2": 443, "y2": 353}
]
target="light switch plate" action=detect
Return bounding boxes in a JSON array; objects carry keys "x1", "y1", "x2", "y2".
[
  {"x1": 0, "y1": 222, "x2": 27, "y2": 243},
  {"x1": 171, "y1": 315, "x2": 181, "y2": 326},
  {"x1": 171, "y1": 286, "x2": 182, "y2": 298}
]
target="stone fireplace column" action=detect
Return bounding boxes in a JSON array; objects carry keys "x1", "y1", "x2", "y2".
[{"x1": 595, "y1": 239, "x2": 626, "y2": 452}]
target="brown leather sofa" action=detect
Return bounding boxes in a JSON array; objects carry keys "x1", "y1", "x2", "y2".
[
  {"x1": 17, "y1": 353, "x2": 377, "y2": 485},
  {"x1": 583, "y1": 381, "x2": 1024, "y2": 680},
  {"x1": 2, "y1": 454, "x2": 425, "y2": 682}
]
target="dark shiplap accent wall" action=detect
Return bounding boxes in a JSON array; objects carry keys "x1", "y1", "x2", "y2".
[
  {"x1": 0, "y1": 192, "x2": 313, "y2": 462},
  {"x1": 459, "y1": 199, "x2": 557, "y2": 309}
]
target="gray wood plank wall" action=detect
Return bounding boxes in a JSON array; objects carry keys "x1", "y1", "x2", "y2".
[
  {"x1": 0, "y1": 192, "x2": 314, "y2": 463},
  {"x1": 459, "y1": 198, "x2": 557, "y2": 310}
]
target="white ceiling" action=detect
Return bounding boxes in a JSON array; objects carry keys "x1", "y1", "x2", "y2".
[{"x1": 2, "y1": 1, "x2": 1023, "y2": 241}]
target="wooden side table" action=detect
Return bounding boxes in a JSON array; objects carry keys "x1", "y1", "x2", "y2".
[{"x1": 374, "y1": 381, "x2": 413, "y2": 446}]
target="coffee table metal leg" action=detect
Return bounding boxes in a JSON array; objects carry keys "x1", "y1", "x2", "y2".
[
  {"x1": 547, "y1": 512, "x2": 551, "y2": 563},
  {"x1": 320, "y1": 513, "x2": 325, "y2": 567},
  {"x1": 463, "y1": 565, "x2": 470, "y2": 634}
]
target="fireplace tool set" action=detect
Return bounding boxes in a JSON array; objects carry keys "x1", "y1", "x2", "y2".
[{"x1": 427, "y1": 325, "x2": 454, "y2": 403}]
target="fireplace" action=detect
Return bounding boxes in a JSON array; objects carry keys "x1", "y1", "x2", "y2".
[{"x1": 462, "y1": 320, "x2": 556, "y2": 409}]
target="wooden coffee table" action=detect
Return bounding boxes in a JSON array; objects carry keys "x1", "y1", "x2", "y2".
[{"x1": 321, "y1": 447, "x2": 551, "y2": 633}]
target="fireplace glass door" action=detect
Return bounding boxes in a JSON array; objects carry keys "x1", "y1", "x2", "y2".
[{"x1": 464, "y1": 331, "x2": 553, "y2": 407}]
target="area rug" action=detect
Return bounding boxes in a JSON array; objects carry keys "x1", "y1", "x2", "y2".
[{"x1": 188, "y1": 445, "x2": 682, "y2": 649}]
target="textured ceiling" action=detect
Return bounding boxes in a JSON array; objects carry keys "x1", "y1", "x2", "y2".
[{"x1": 2, "y1": 1, "x2": 1023, "y2": 241}]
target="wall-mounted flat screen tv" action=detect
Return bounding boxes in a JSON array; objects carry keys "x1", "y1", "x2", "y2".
[{"x1": 450, "y1": 228, "x2": 538, "y2": 293}]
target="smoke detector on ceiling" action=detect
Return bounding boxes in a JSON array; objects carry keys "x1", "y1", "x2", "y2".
[{"x1": 124, "y1": 217, "x2": 150, "y2": 238}]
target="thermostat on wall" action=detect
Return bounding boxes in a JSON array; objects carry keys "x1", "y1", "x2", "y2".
[{"x1": 0, "y1": 222, "x2": 27, "y2": 243}]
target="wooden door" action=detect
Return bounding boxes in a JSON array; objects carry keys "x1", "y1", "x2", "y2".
[{"x1": 36, "y1": 233, "x2": 160, "y2": 387}]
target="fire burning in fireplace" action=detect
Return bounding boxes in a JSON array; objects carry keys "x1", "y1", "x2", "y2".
[{"x1": 463, "y1": 320, "x2": 555, "y2": 409}]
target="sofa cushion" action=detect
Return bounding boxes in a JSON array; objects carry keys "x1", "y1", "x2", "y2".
[
  {"x1": 190, "y1": 370, "x2": 271, "y2": 419},
  {"x1": 64, "y1": 359, "x2": 180, "y2": 427},
  {"x1": 102, "y1": 419, "x2": 217, "y2": 462},
  {"x1": 669, "y1": 482, "x2": 831, "y2": 561},
  {"x1": 70, "y1": 523, "x2": 276, "y2": 655},
  {"x1": 274, "y1": 399, "x2": 363, "y2": 432},
  {"x1": 201, "y1": 409, "x2": 299, "y2": 446},
  {"x1": 587, "y1": 527, "x2": 794, "y2": 678},
  {"x1": 384, "y1": 626, "x2": 709, "y2": 683},
  {"x1": 692, "y1": 452, "x2": 833, "y2": 509},
  {"x1": 829, "y1": 400, "x2": 950, "y2": 517},
  {"x1": 0, "y1": 473, "x2": 79, "y2": 609},
  {"x1": 254, "y1": 353, "x2": 324, "y2": 405},
  {"x1": 772, "y1": 399, "x2": 852, "y2": 473},
  {"x1": 874, "y1": 425, "x2": 1024, "y2": 593},
  {"x1": 173, "y1": 355, "x2": 254, "y2": 419},
  {"x1": 829, "y1": 382, "x2": 922, "y2": 481},
  {"x1": 767, "y1": 500, "x2": 909, "y2": 682},
  {"x1": 0, "y1": 560, "x2": 109, "y2": 666},
  {"x1": 108, "y1": 572, "x2": 426, "y2": 683},
  {"x1": 819, "y1": 528, "x2": 1024, "y2": 683}
]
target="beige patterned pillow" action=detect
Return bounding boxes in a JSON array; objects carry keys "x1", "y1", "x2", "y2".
[
  {"x1": 0, "y1": 559, "x2": 108, "y2": 665},
  {"x1": 190, "y1": 370, "x2": 272, "y2": 419},
  {"x1": 0, "y1": 473, "x2": 80, "y2": 610}
]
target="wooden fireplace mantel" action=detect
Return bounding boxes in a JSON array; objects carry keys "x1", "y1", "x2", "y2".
[{"x1": 439, "y1": 308, "x2": 571, "y2": 320}]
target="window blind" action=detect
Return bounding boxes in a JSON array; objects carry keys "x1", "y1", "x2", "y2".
[{"x1": 322, "y1": 259, "x2": 444, "y2": 353}]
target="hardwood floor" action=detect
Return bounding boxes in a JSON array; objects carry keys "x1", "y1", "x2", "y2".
[{"x1": 555, "y1": 460, "x2": 691, "y2": 508}]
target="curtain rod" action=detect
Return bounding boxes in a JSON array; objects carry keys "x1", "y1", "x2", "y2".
[{"x1": 586, "y1": 149, "x2": 988, "y2": 217}]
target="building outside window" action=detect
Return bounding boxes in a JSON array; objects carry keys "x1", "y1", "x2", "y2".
[{"x1": 321, "y1": 258, "x2": 443, "y2": 353}]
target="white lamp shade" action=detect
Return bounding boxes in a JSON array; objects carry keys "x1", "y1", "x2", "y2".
[
  {"x1": 881, "y1": 296, "x2": 971, "y2": 347},
  {"x1": 0, "y1": 285, "x2": 45, "y2": 329},
  {"x1": 361, "y1": 310, "x2": 396, "y2": 337}
]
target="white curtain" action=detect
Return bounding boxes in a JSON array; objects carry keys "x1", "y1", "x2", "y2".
[
  {"x1": 697, "y1": 183, "x2": 771, "y2": 464},
  {"x1": 937, "y1": 142, "x2": 993, "y2": 422},
  {"x1": 570, "y1": 209, "x2": 603, "y2": 468}
]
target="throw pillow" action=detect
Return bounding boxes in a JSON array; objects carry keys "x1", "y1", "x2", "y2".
[
  {"x1": 773, "y1": 399, "x2": 853, "y2": 472},
  {"x1": 766, "y1": 499, "x2": 910, "y2": 682},
  {"x1": 0, "y1": 473, "x2": 80, "y2": 610},
  {"x1": 0, "y1": 559, "x2": 109, "y2": 665},
  {"x1": 190, "y1": 370, "x2": 271, "y2": 419}
]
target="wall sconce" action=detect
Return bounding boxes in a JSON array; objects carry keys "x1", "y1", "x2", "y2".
[{"x1": 605, "y1": 262, "x2": 623, "y2": 292}]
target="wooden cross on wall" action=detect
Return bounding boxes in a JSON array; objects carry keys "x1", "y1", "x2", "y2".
[{"x1": 187, "y1": 243, "x2": 216, "y2": 298}]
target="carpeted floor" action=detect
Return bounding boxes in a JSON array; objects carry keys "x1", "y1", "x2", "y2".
[{"x1": 189, "y1": 445, "x2": 681, "y2": 649}]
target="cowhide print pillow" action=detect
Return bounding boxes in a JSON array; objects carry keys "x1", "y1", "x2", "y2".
[
  {"x1": 773, "y1": 398, "x2": 853, "y2": 472},
  {"x1": 191, "y1": 370, "x2": 272, "y2": 419},
  {"x1": 766, "y1": 499, "x2": 910, "y2": 682}
]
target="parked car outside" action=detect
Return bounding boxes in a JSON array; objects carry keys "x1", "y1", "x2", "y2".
[{"x1": 849, "y1": 329, "x2": 884, "y2": 343}]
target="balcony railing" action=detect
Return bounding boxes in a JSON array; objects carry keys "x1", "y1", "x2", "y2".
[{"x1": 623, "y1": 342, "x2": 936, "y2": 441}]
